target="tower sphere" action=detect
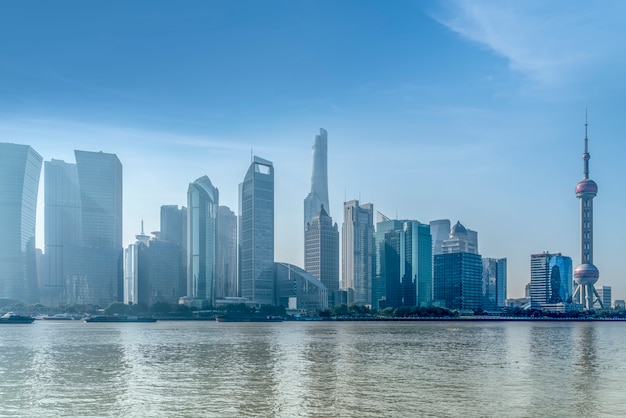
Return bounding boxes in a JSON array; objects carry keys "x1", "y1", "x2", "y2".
[
  {"x1": 574, "y1": 263, "x2": 599, "y2": 286},
  {"x1": 575, "y1": 178, "x2": 598, "y2": 197}
]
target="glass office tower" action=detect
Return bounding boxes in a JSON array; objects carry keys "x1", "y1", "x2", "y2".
[
  {"x1": 187, "y1": 176, "x2": 219, "y2": 305},
  {"x1": 239, "y1": 156, "x2": 274, "y2": 306},
  {"x1": 0, "y1": 143, "x2": 42, "y2": 303}
]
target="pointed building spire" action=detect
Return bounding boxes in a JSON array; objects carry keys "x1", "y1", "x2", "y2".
[{"x1": 583, "y1": 108, "x2": 590, "y2": 179}]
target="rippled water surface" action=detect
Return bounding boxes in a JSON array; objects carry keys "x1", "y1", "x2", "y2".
[{"x1": 1, "y1": 320, "x2": 625, "y2": 417}]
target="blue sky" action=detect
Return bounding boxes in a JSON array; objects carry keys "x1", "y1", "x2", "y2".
[{"x1": 2, "y1": 0, "x2": 626, "y2": 300}]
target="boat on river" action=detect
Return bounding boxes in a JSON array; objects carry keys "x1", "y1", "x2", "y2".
[
  {"x1": 84, "y1": 315, "x2": 157, "y2": 323},
  {"x1": 215, "y1": 315, "x2": 283, "y2": 323},
  {"x1": 0, "y1": 312, "x2": 35, "y2": 324}
]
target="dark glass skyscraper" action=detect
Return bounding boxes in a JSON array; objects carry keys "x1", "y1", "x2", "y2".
[
  {"x1": 433, "y1": 221, "x2": 482, "y2": 311},
  {"x1": 187, "y1": 176, "x2": 219, "y2": 305},
  {"x1": 0, "y1": 143, "x2": 42, "y2": 303},
  {"x1": 239, "y1": 156, "x2": 274, "y2": 306},
  {"x1": 375, "y1": 216, "x2": 432, "y2": 309}
]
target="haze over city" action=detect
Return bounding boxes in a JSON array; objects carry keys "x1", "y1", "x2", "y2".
[{"x1": 1, "y1": 0, "x2": 626, "y2": 300}]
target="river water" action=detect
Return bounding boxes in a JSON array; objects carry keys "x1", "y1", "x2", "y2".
[{"x1": 0, "y1": 320, "x2": 624, "y2": 417}]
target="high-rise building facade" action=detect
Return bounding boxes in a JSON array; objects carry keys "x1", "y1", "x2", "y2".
[
  {"x1": 187, "y1": 176, "x2": 219, "y2": 305},
  {"x1": 304, "y1": 129, "x2": 330, "y2": 229},
  {"x1": 482, "y1": 257, "x2": 507, "y2": 310},
  {"x1": 573, "y1": 114, "x2": 602, "y2": 309},
  {"x1": 305, "y1": 205, "x2": 339, "y2": 307},
  {"x1": 216, "y1": 205, "x2": 238, "y2": 299},
  {"x1": 42, "y1": 159, "x2": 81, "y2": 305},
  {"x1": 374, "y1": 213, "x2": 402, "y2": 310},
  {"x1": 441, "y1": 221, "x2": 478, "y2": 254},
  {"x1": 433, "y1": 221, "x2": 482, "y2": 311},
  {"x1": 75, "y1": 150, "x2": 123, "y2": 249},
  {"x1": 161, "y1": 205, "x2": 187, "y2": 247},
  {"x1": 160, "y1": 204, "x2": 187, "y2": 300},
  {"x1": 124, "y1": 223, "x2": 184, "y2": 307},
  {"x1": 45, "y1": 150, "x2": 123, "y2": 306},
  {"x1": 239, "y1": 156, "x2": 274, "y2": 305},
  {"x1": 0, "y1": 143, "x2": 42, "y2": 303},
  {"x1": 430, "y1": 219, "x2": 451, "y2": 256},
  {"x1": 595, "y1": 285, "x2": 611, "y2": 309},
  {"x1": 342, "y1": 200, "x2": 374, "y2": 306},
  {"x1": 530, "y1": 252, "x2": 572, "y2": 311},
  {"x1": 376, "y1": 217, "x2": 432, "y2": 309}
]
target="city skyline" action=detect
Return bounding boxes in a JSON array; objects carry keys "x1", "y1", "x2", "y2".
[{"x1": 1, "y1": 1, "x2": 626, "y2": 300}]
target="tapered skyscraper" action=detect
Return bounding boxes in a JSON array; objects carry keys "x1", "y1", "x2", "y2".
[
  {"x1": 573, "y1": 113, "x2": 602, "y2": 310},
  {"x1": 0, "y1": 143, "x2": 42, "y2": 303},
  {"x1": 304, "y1": 129, "x2": 330, "y2": 228},
  {"x1": 187, "y1": 176, "x2": 219, "y2": 304}
]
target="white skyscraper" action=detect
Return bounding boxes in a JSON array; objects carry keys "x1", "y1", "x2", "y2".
[{"x1": 342, "y1": 200, "x2": 374, "y2": 306}]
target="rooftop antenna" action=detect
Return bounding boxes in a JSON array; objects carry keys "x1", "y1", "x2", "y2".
[{"x1": 250, "y1": 148, "x2": 253, "y2": 164}]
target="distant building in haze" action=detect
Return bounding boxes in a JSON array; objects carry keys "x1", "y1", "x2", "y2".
[
  {"x1": 46, "y1": 150, "x2": 123, "y2": 306},
  {"x1": 342, "y1": 200, "x2": 374, "y2": 306},
  {"x1": 124, "y1": 223, "x2": 183, "y2": 307},
  {"x1": 216, "y1": 205, "x2": 237, "y2": 299},
  {"x1": 429, "y1": 219, "x2": 451, "y2": 257},
  {"x1": 482, "y1": 258, "x2": 507, "y2": 310},
  {"x1": 161, "y1": 205, "x2": 187, "y2": 247},
  {"x1": 160, "y1": 205, "x2": 187, "y2": 299},
  {"x1": 433, "y1": 221, "x2": 482, "y2": 311},
  {"x1": 303, "y1": 129, "x2": 330, "y2": 229},
  {"x1": 187, "y1": 176, "x2": 218, "y2": 306},
  {"x1": 530, "y1": 252, "x2": 572, "y2": 312},
  {"x1": 0, "y1": 143, "x2": 42, "y2": 303},
  {"x1": 305, "y1": 204, "x2": 339, "y2": 307},
  {"x1": 239, "y1": 156, "x2": 274, "y2": 305},
  {"x1": 42, "y1": 159, "x2": 81, "y2": 305}
]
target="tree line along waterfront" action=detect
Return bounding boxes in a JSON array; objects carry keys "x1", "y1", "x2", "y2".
[{"x1": 3, "y1": 298, "x2": 626, "y2": 321}]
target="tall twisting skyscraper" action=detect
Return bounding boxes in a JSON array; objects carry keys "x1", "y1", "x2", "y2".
[
  {"x1": 304, "y1": 129, "x2": 330, "y2": 229},
  {"x1": 239, "y1": 156, "x2": 274, "y2": 305},
  {"x1": 573, "y1": 113, "x2": 602, "y2": 309},
  {"x1": 0, "y1": 143, "x2": 42, "y2": 303}
]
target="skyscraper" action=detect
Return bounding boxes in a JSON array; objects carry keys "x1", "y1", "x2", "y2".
[
  {"x1": 573, "y1": 114, "x2": 602, "y2": 309},
  {"x1": 304, "y1": 129, "x2": 330, "y2": 229},
  {"x1": 305, "y1": 205, "x2": 339, "y2": 307},
  {"x1": 187, "y1": 176, "x2": 219, "y2": 305},
  {"x1": 0, "y1": 143, "x2": 42, "y2": 303},
  {"x1": 42, "y1": 159, "x2": 81, "y2": 305},
  {"x1": 75, "y1": 150, "x2": 123, "y2": 249},
  {"x1": 376, "y1": 216, "x2": 432, "y2": 309},
  {"x1": 124, "y1": 223, "x2": 183, "y2": 306},
  {"x1": 342, "y1": 200, "x2": 374, "y2": 306},
  {"x1": 530, "y1": 252, "x2": 572, "y2": 311},
  {"x1": 482, "y1": 257, "x2": 507, "y2": 310},
  {"x1": 433, "y1": 221, "x2": 482, "y2": 311},
  {"x1": 239, "y1": 156, "x2": 274, "y2": 305},
  {"x1": 160, "y1": 204, "x2": 187, "y2": 299},
  {"x1": 64, "y1": 150, "x2": 123, "y2": 306},
  {"x1": 429, "y1": 219, "x2": 451, "y2": 256},
  {"x1": 216, "y1": 205, "x2": 238, "y2": 299}
]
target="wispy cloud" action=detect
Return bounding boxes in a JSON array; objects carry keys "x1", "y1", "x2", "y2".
[{"x1": 433, "y1": 0, "x2": 626, "y2": 87}]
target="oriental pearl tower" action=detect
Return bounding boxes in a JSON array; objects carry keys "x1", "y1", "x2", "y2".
[{"x1": 573, "y1": 112, "x2": 603, "y2": 310}]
